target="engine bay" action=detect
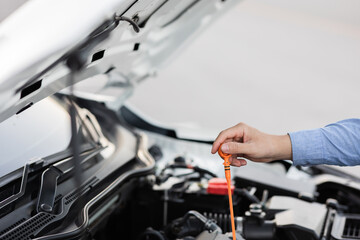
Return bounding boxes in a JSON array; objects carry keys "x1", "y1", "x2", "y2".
[
  {"x1": 1, "y1": 101, "x2": 360, "y2": 240},
  {"x1": 91, "y1": 124, "x2": 360, "y2": 240}
]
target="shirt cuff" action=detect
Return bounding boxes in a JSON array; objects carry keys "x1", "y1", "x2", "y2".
[{"x1": 288, "y1": 129, "x2": 324, "y2": 166}]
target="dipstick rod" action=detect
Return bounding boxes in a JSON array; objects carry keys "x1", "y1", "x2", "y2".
[{"x1": 218, "y1": 145, "x2": 236, "y2": 240}]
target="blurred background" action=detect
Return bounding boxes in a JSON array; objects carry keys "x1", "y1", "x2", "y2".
[
  {"x1": 127, "y1": 0, "x2": 360, "y2": 139},
  {"x1": 1, "y1": 0, "x2": 360, "y2": 139}
]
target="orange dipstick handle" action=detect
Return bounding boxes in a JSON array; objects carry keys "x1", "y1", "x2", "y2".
[{"x1": 218, "y1": 144, "x2": 236, "y2": 240}]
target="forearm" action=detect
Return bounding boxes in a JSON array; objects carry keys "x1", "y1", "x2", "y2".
[{"x1": 289, "y1": 119, "x2": 360, "y2": 166}]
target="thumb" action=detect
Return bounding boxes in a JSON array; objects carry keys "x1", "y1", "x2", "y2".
[{"x1": 221, "y1": 142, "x2": 251, "y2": 155}]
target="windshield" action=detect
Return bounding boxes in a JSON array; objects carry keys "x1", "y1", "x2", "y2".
[{"x1": 0, "y1": 97, "x2": 71, "y2": 178}]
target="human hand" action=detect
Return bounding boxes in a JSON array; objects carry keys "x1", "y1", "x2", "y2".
[{"x1": 211, "y1": 123, "x2": 292, "y2": 167}]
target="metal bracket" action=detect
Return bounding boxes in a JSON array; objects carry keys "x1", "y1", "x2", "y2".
[{"x1": 0, "y1": 164, "x2": 29, "y2": 209}]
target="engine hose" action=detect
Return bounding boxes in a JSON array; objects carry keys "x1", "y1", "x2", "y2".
[
  {"x1": 138, "y1": 228, "x2": 166, "y2": 240},
  {"x1": 183, "y1": 211, "x2": 222, "y2": 233},
  {"x1": 161, "y1": 164, "x2": 218, "y2": 178},
  {"x1": 234, "y1": 189, "x2": 260, "y2": 204},
  {"x1": 193, "y1": 166, "x2": 217, "y2": 178}
]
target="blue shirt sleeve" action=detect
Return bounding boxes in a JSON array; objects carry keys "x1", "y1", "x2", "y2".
[{"x1": 288, "y1": 119, "x2": 360, "y2": 166}]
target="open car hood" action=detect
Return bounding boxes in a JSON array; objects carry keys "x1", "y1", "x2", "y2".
[{"x1": 0, "y1": 0, "x2": 238, "y2": 123}]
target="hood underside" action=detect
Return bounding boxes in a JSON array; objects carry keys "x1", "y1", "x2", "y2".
[{"x1": 0, "y1": 0, "x2": 239, "y2": 123}]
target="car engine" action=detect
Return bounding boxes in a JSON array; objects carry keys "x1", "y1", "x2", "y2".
[
  {"x1": 89, "y1": 108, "x2": 360, "y2": 240},
  {"x1": 1, "y1": 101, "x2": 360, "y2": 240}
]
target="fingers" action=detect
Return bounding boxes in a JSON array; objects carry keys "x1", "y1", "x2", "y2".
[
  {"x1": 221, "y1": 142, "x2": 252, "y2": 155},
  {"x1": 229, "y1": 156, "x2": 247, "y2": 167},
  {"x1": 211, "y1": 124, "x2": 245, "y2": 154},
  {"x1": 211, "y1": 130, "x2": 235, "y2": 154}
]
